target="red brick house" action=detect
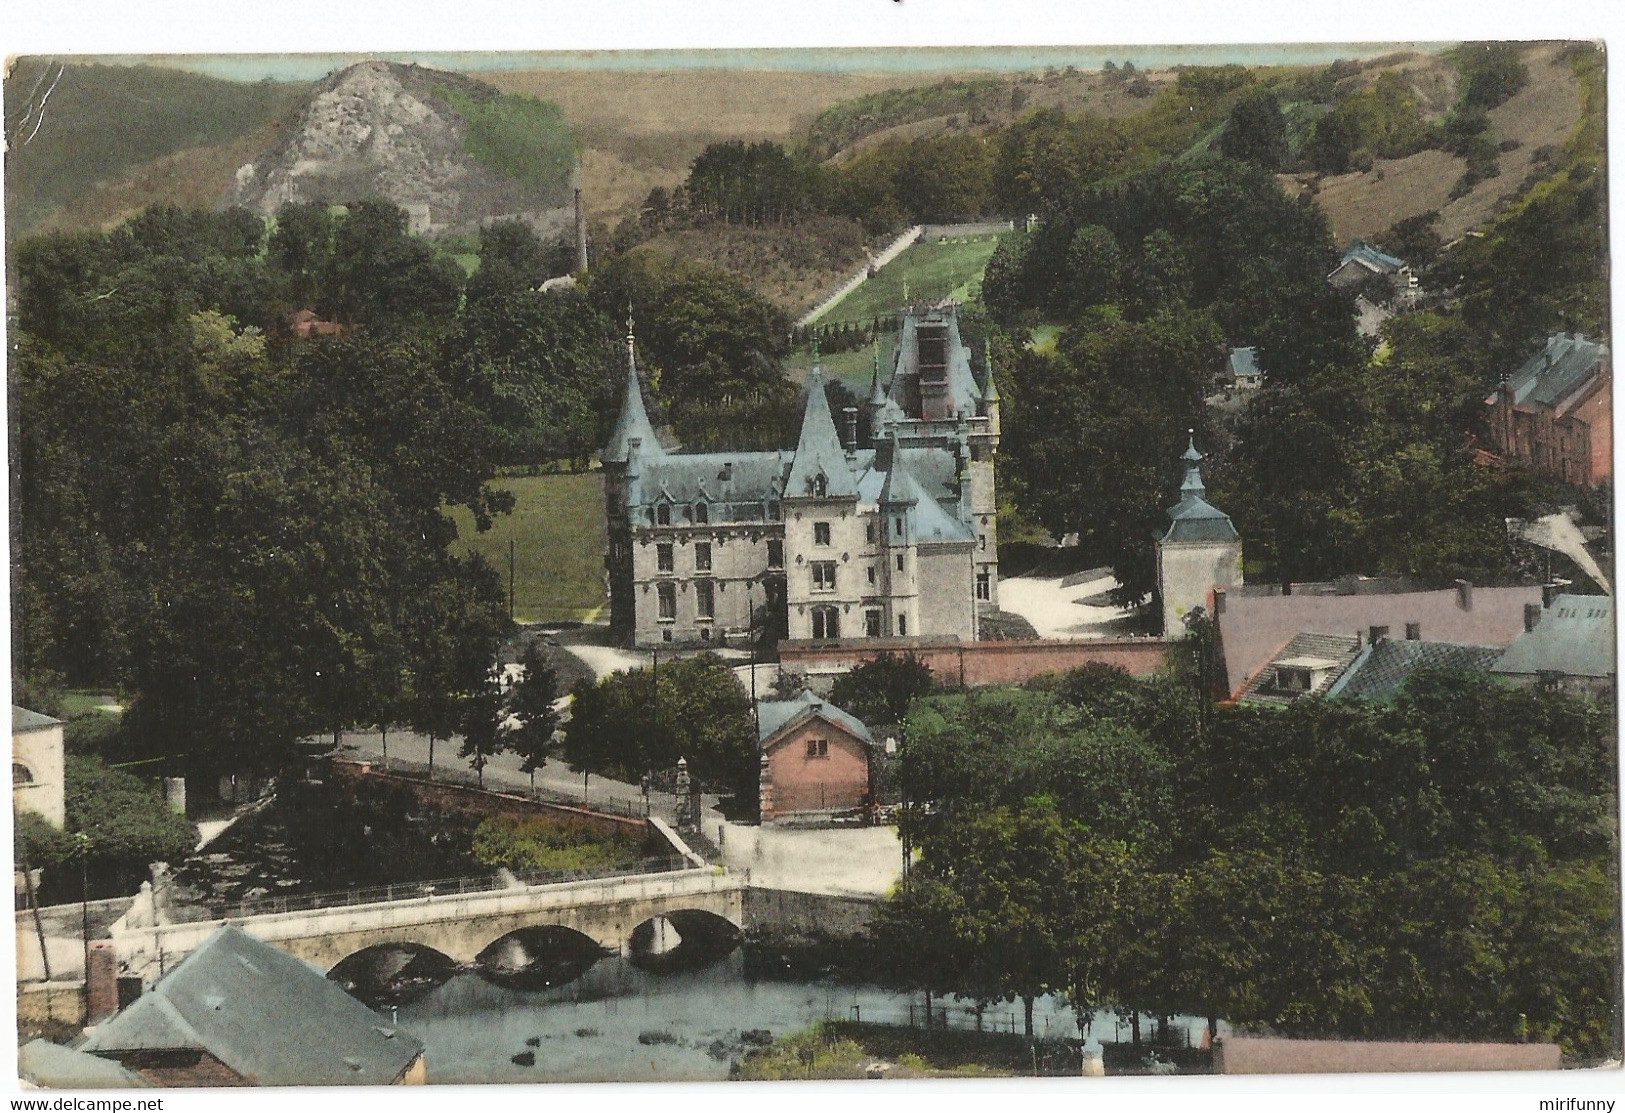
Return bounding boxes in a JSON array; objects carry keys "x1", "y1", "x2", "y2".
[
  {"x1": 756, "y1": 691, "x2": 874, "y2": 824},
  {"x1": 1485, "y1": 332, "x2": 1611, "y2": 487}
]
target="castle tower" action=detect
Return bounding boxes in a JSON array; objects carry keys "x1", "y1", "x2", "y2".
[
  {"x1": 783, "y1": 366, "x2": 861, "y2": 641},
  {"x1": 603, "y1": 317, "x2": 663, "y2": 635},
  {"x1": 1155, "y1": 434, "x2": 1241, "y2": 636}
]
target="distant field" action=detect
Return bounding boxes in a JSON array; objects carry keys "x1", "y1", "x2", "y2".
[
  {"x1": 819, "y1": 235, "x2": 1004, "y2": 325},
  {"x1": 445, "y1": 473, "x2": 608, "y2": 624}
]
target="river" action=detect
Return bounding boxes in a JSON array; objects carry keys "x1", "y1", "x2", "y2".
[{"x1": 393, "y1": 948, "x2": 1107, "y2": 1084}]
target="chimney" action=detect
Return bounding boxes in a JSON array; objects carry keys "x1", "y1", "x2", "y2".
[
  {"x1": 574, "y1": 186, "x2": 589, "y2": 273},
  {"x1": 1369, "y1": 625, "x2": 1389, "y2": 644},
  {"x1": 1454, "y1": 579, "x2": 1473, "y2": 611},
  {"x1": 1405, "y1": 622, "x2": 1421, "y2": 641},
  {"x1": 842, "y1": 406, "x2": 859, "y2": 453},
  {"x1": 1524, "y1": 603, "x2": 1542, "y2": 632},
  {"x1": 1212, "y1": 587, "x2": 1227, "y2": 616},
  {"x1": 1541, "y1": 582, "x2": 1562, "y2": 608}
]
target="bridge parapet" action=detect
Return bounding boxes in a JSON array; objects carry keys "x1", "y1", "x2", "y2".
[{"x1": 113, "y1": 865, "x2": 745, "y2": 979}]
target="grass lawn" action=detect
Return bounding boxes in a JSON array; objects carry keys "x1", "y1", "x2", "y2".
[
  {"x1": 445, "y1": 473, "x2": 608, "y2": 624},
  {"x1": 819, "y1": 235, "x2": 1005, "y2": 326},
  {"x1": 789, "y1": 334, "x2": 898, "y2": 396}
]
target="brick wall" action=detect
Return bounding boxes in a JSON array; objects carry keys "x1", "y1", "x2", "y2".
[
  {"x1": 780, "y1": 636, "x2": 1170, "y2": 688},
  {"x1": 762, "y1": 718, "x2": 870, "y2": 819},
  {"x1": 329, "y1": 760, "x2": 651, "y2": 842}
]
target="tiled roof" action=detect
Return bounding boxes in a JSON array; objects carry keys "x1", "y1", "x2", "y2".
[
  {"x1": 1326, "y1": 639, "x2": 1503, "y2": 703},
  {"x1": 20, "y1": 1039, "x2": 151, "y2": 1089},
  {"x1": 1238, "y1": 632, "x2": 1362, "y2": 705},
  {"x1": 639, "y1": 452, "x2": 787, "y2": 513},
  {"x1": 1228, "y1": 347, "x2": 1261, "y2": 379},
  {"x1": 1503, "y1": 333, "x2": 1609, "y2": 409},
  {"x1": 1493, "y1": 593, "x2": 1616, "y2": 679},
  {"x1": 82, "y1": 926, "x2": 424, "y2": 1086},
  {"x1": 601, "y1": 340, "x2": 664, "y2": 465},
  {"x1": 757, "y1": 690, "x2": 874, "y2": 746}
]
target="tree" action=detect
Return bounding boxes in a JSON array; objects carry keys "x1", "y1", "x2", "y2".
[
  {"x1": 321, "y1": 199, "x2": 464, "y2": 329},
  {"x1": 508, "y1": 641, "x2": 563, "y2": 790},
  {"x1": 1219, "y1": 89, "x2": 1287, "y2": 171},
  {"x1": 64, "y1": 755, "x2": 197, "y2": 894},
  {"x1": 467, "y1": 219, "x2": 550, "y2": 304},
  {"x1": 829, "y1": 652, "x2": 934, "y2": 729},
  {"x1": 459, "y1": 666, "x2": 508, "y2": 787}
]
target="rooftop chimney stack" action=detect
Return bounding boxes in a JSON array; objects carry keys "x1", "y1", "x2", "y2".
[
  {"x1": 842, "y1": 407, "x2": 859, "y2": 453},
  {"x1": 1454, "y1": 579, "x2": 1474, "y2": 611},
  {"x1": 1541, "y1": 581, "x2": 1563, "y2": 608},
  {"x1": 574, "y1": 186, "x2": 589, "y2": 273},
  {"x1": 1524, "y1": 603, "x2": 1542, "y2": 632}
]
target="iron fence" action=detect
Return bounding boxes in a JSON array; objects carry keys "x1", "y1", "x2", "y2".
[{"x1": 189, "y1": 856, "x2": 692, "y2": 921}]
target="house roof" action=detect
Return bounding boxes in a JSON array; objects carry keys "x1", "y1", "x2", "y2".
[
  {"x1": 12, "y1": 706, "x2": 62, "y2": 733},
  {"x1": 1492, "y1": 593, "x2": 1616, "y2": 679},
  {"x1": 1238, "y1": 632, "x2": 1363, "y2": 705},
  {"x1": 1501, "y1": 333, "x2": 1609, "y2": 410},
  {"x1": 757, "y1": 690, "x2": 874, "y2": 746},
  {"x1": 1228, "y1": 347, "x2": 1261, "y2": 379},
  {"x1": 784, "y1": 368, "x2": 858, "y2": 500},
  {"x1": 81, "y1": 926, "x2": 424, "y2": 1086},
  {"x1": 1339, "y1": 240, "x2": 1405, "y2": 274},
  {"x1": 877, "y1": 461, "x2": 974, "y2": 546},
  {"x1": 1216, "y1": 585, "x2": 1544, "y2": 699},
  {"x1": 20, "y1": 1039, "x2": 151, "y2": 1089},
  {"x1": 1326, "y1": 639, "x2": 1504, "y2": 702}
]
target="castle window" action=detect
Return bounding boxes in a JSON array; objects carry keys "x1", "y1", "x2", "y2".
[
  {"x1": 693, "y1": 501, "x2": 709, "y2": 525},
  {"x1": 867, "y1": 566, "x2": 876, "y2": 585},
  {"x1": 894, "y1": 516, "x2": 905, "y2": 539},
  {"x1": 767, "y1": 539, "x2": 784, "y2": 568},
  {"x1": 812, "y1": 606, "x2": 840, "y2": 640},
  {"x1": 896, "y1": 554, "x2": 905, "y2": 572},
  {"x1": 812, "y1": 561, "x2": 837, "y2": 592},
  {"x1": 865, "y1": 609, "x2": 882, "y2": 637},
  {"x1": 814, "y1": 522, "x2": 831, "y2": 546},
  {"x1": 805, "y1": 738, "x2": 829, "y2": 759},
  {"x1": 866, "y1": 522, "x2": 876, "y2": 544},
  {"x1": 811, "y1": 473, "x2": 829, "y2": 497},
  {"x1": 696, "y1": 580, "x2": 715, "y2": 620},
  {"x1": 897, "y1": 614, "x2": 908, "y2": 636},
  {"x1": 976, "y1": 570, "x2": 991, "y2": 601},
  {"x1": 656, "y1": 503, "x2": 671, "y2": 526},
  {"x1": 657, "y1": 544, "x2": 674, "y2": 573},
  {"x1": 695, "y1": 542, "x2": 712, "y2": 572},
  {"x1": 768, "y1": 501, "x2": 781, "y2": 521},
  {"x1": 12, "y1": 763, "x2": 33, "y2": 786},
  {"x1": 657, "y1": 583, "x2": 677, "y2": 622}
]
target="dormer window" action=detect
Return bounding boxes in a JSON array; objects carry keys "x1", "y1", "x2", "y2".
[
  {"x1": 656, "y1": 503, "x2": 671, "y2": 526},
  {"x1": 811, "y1": 473, "x2": 828, "y2": 497},
  {"x1": 693, "y1": 502, "x2": 709, "y2": 525}
]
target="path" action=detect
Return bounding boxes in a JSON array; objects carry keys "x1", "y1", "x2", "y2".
[
  {"x1": 997, "y1": 572, "x2": 1143, "y2": 639},
  {"x1": 796, "y1": 225, "x2": 922, "y2": 327}
]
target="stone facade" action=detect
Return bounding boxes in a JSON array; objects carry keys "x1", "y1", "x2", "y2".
[
  {"x1": 12, "y1": 707, "x2": 65, "y2": 828},
  {"x1": 605, "y1": 306, "x2": 999, "y2": 648},
  {"x1": 1154, "y1": 439, "x2": 1242, "y2": 635}
]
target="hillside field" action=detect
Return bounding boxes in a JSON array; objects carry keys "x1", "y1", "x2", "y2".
[
  {"x1": 445, "y1": 473, "x2": 608, "y2": 624},
  {"x1": 819, "y1": 234, "x2": 1005, "y2": 326}
]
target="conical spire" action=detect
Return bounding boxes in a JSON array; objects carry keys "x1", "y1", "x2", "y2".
[
  {"x1": 981, "y1": 353, "x2": 1001, "y2": 404},
  {"x1": 785, "y1": 367, "x2": 857, "y2": 499},
  {"x1": 868, "y1": 344, "x2": 887, "y2": 406},
  {"x1": 1180, "y1": 430, "x2": 1206, "y2": 497},
  {"x1": 602, "y1": 313, "x2": 664, "y2": 465}
]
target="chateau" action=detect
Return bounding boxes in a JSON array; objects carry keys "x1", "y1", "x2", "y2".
[{"x1": 604, "y1": 305, "x2": 1000, "y2": 648}]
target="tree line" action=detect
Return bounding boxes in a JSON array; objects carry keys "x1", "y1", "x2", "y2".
[{"x1": 870, "y1": 661, "x2": 1618, "y2": 1059}]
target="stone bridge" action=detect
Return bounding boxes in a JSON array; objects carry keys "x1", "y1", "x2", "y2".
[{"x1": 112, "y1": 866, "x2": 745, "y2": 978}]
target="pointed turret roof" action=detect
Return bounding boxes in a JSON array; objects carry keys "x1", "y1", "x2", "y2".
[
  {"x1": 981, "y1": 354, "x2": 1001, "y2": 404},
  {"x1": 602, "y1": 316, "x2": 664, "y2": 465},
  {"x1": 868, "y1": 346, "x2": 887, "y2": 407},
  {"x1": 1160, "y1": 434, "x2": 1239, "y2": 544},
  {"x1": 785, "y1": 367, "x2": 857, "y2": 499}
]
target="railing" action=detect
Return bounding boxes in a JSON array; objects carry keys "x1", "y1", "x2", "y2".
[{"x1": 179, "y1": 856, "x2": 693, "y2": 922}]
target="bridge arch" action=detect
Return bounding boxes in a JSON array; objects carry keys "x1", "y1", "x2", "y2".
[
  {"x1": 328, "y1": 942, "x2": 459, "y2": 1006},
  {"x1": 474, "y1": 925, "x2": 607, "y2": 990},
  {"x1": 627, "y1": 908, "x2": 742, "y2": 974}
]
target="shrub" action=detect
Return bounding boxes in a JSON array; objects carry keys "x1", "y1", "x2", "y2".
[{"x1": 470, "y1": 814, "x2": 641, "y2": 872}]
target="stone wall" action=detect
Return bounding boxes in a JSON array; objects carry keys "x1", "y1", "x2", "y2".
[
  {"x1": 16, "y1": 981, "x2": 86, "y2": 1027},
  {"x1": 780, "y1": 635, "x2": 1170, "y2": 689},
  {"x1": 743, "y1": 887, "x2": 881, "y2": 939}
]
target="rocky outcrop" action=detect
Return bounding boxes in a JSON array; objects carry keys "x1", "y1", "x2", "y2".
[{"x1": 226, "y1": 60, "x2": 572, "y2": 237}]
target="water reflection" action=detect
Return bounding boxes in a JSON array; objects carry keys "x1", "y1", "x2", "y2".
[{"x1": 474, "y1": 926, "x2": 610, "y2": 992}]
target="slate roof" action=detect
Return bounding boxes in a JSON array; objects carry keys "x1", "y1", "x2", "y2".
[
  {"x1": 757, "y1": 690, "x2": 874, "y2": 746},
  {"x1": 81, "y1": 926, "x2": 424, "y2": 1086},
  {"x1": 602, "y1": 338, "x2": 665, "y2": 465},
  {"x1": 13, "y1": 706, "x2": 63, "y2": 732},
  {"x1": 639, "y1": 452, "x2": 787, "y2": 514},
  {"x1": 1492, "y1": 593, "x2": 1616, "y2": 679},
  {"x1": 1326, "y1": 639, "x2": 1504, "y2": 703},
  {"x1": 1501, "y1": 333, "x2": 1609, "y2": 410},
  {"x1": 1339, "y1": 240, "x2": 1405, "y2": 274},
  {"x1": 1238, "y1": 632, "x2": 1363, "y2": 705},
  {"x1": 890, "y1": 307, "x2": 983, "y2": 417},
  {"x1": 784, "y1": 368, "x2": 858, "y2": 499},
  {"x1": 1216, "y1": 585, "x2": 1544, "y2": 700},
  {"x1": 1159, "y1": 483, "x2": 1240, "y2": 544},
  {"x1": 1228, "y1": 347, "x2": 1261, "y2": 380},
  {"x1": 20, "y1": 1039, "x2": 151, "y2": 1089}
]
